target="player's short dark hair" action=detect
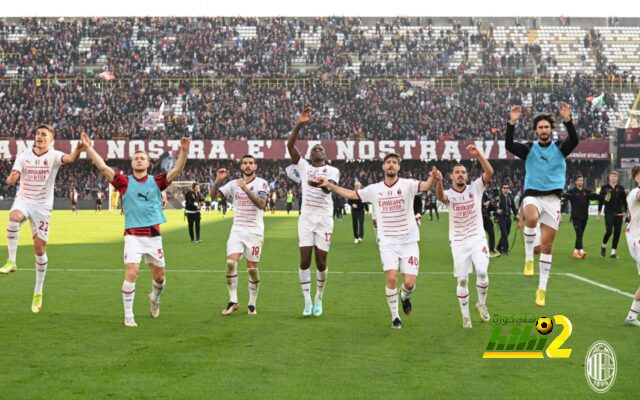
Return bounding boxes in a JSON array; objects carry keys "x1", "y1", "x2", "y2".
[
  {"x1": 453, "y1": 163, "x2": 466, "y2": 171},
  {"x1": 383, "y1": 153, "x2": 401, "y2": 163},
  {"x1": 532, "y1": 113, "x2": 555, "y2": 131},
  {"x1": 632, "y1": 165, "x2": 640, "y2": 180},
  {"x1": 192, "y1": 182, "x2": 199, "y2": 189},
  {"x1": 35, "y1": 124, "x2": 55, "y2": 138},
  {"x1": 241, "y1": 154, "x2": 256, "y2": 162},
  {"x1": 576, "y1": 175, "x2": 583, "y2": 180}
]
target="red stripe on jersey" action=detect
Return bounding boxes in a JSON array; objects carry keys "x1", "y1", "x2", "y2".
[{"x1": 124, "y1": 224, "x2": 161, "y2": 237}]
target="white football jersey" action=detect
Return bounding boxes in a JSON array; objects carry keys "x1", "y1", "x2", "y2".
[
  {"x1": 220, "y1": 177, "x2": 269, "y2": 236},
  {"x1": 294, "y1": 158, "x2": 340, "y2": 218},
  {"x1": 445, "y1": 177, "x2": 486, "y2": 244},
  {"x1": 12, "y1": 148, "x2": 65, "y2": 210},
  {"x1": 357, "y1": 178, "x2": 420, "y2": 246},
  {"x1": 627, "y1": 187, "x2": 640, "y2": 235}
]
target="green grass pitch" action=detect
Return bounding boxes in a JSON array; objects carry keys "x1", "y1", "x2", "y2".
[{"x1": 0, "y1": 210, "x2": 638, "y2": 399}]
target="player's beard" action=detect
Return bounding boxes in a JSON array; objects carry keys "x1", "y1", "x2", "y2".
[
  {"x1": 243, "y1": 169, "x2": 256, "y2": 178},
  {"x1": 455, "y1": 181, "x2": 466, "y2": 189},
  {"x1": 385, "y1": 170, "x2": 397, "y2": 178},
  {"x1": 538, "y1": 133, "x2": 551, "y2": 143}
]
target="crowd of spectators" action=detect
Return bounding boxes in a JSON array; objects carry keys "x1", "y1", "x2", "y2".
[
  {"x1": 584, "y1": 28, "x2": 638, "y2": 84},
  {"x1": 0, "y1": 17, "x2": 625, "y2": 202},
  {"x1": 1, "y1": 75, "x2": 613, "y2": 141},
  {"x1": 2, "y1": 17, "x2": 638, "y2": 81}
]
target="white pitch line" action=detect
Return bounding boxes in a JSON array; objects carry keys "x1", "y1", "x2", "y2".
[
  {"x1": 6, "y1": 269, "x2": 633, "y2": 298},
  {"x1": 560, "y1": 272, "x2": 634, "y2": 298}
]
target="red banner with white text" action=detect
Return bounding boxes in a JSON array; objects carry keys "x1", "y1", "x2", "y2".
[{"x1": 0, "y1": 140, "x2": 611, "y2": 161}]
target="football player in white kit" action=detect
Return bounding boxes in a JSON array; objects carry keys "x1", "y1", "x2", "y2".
[
  {"x1": 624, "y1": 165, "x2": 640, "y2": 327},
  {"x1": 433, "y1": 145, "x2": 494, "y2": 328},
  {"x1": 1, "y1": 124, "x2": 85, "y2": 313},
  {"x1": 211, "y1": 155, "x2": 269, "y2": 316},
  {"x1": 288, "y1": 107, "x2": 340, "y2": 317},
  {"x1": 314, "y1": 153, "x2": 436, "y2": 329}
]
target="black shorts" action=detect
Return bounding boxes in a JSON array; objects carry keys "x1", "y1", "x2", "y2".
[{"x1": 96, "y1": 200, "x2": 103, "y2": 205}]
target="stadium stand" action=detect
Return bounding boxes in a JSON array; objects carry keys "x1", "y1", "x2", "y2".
[{"x1": 0, "y1": 17, "x2": 637, "y2": 201}]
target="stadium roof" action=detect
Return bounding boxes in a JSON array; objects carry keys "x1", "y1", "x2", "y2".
[{"x1": 3, "y1": 0, "x2": 638, "y2": 17}]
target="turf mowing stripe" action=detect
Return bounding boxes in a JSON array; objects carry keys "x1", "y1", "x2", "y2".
[
  {"x1": 9, "y1": 269, "x2": 633, "y2": 298},
  {"x1": 9, "y1": 269, "x2": 529, "y2": 275},
  {"x1": 561, "y1": 272, "x2": 634, "y2": 298}
]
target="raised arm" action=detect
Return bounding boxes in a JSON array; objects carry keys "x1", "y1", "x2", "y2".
[
  {"x1": 557, "y1": 102, "x2": 578, "y2": 157},
  {"x1": 237, "y1": 179, "x2": 267, "y2": 210},
  {"x1": 419, "y1": 165, "x2": 438, "y2": 193},
  {"x1": 210, "y1": 168, "x2": 228, "y2": 198},
  {"x1": 81, "y1": 132, "x2": 115, "y2": 182},
  {"x1": 287, "y1": 107, "x2": 312, "y2": 165},
  {"x1": 433, "y1": 168, "x2": 448, "y2": 204},
  {"x1": 314, "y1": 179, "x2": 359, "y2": 200},
  {"x1": 466, "y1": 144, "x2": 494, "y2": 185},
  {"x1": 61, "y1": 141, "x2": 86, "y2": 164},
  {"x1": 505, "y1": 106, "x2": 530, "y2": 160},
  {"x1": 166, "y1": 137, "x2": 190, "y2": 182}
]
